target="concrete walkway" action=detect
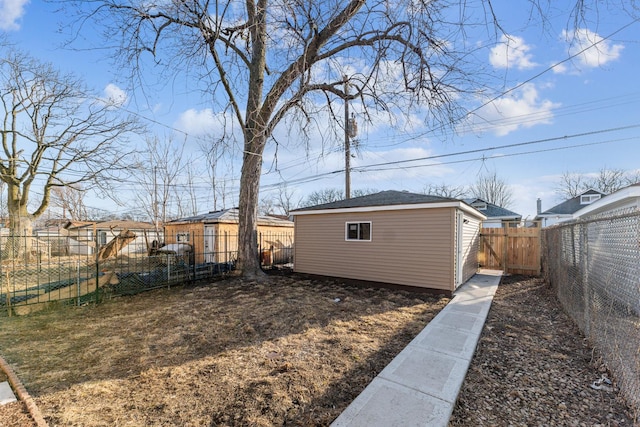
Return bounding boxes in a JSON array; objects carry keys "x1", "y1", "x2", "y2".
[
  {"x1": 331, "y1": 269, "x2": 502, "y2": 427},
  {"x1": 0, "y1": 381, "x2": 17, "y2": 405}
]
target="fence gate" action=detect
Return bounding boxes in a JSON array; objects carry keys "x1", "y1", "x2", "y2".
[{"x1": 478, "y1": 222, "x2": 541, "y2": 275}]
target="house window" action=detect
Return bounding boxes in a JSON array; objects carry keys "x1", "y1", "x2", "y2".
[
  {"x1": 176, "y1": 232, "x2": 190, "y2": 243},
  {"x1": 98, "y1": 231, "x2": 107, "y2": 246},
  {"x1": 346, "y1": 222, "x2": 371, "y2": 241},
  {"x1": 580, "y1": 194, "x2": 601, "y2": 204}
]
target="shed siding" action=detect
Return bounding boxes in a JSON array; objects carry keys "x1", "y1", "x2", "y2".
[
  {"x1": 164, "y1": 222, "x2": 293, "y2": 265},
  {"x1": 460, "y1": 211, "x2": 482, "y2": 285},
  {"x1": 294, "y1": 208, "x2": 454, "y2": 291}
]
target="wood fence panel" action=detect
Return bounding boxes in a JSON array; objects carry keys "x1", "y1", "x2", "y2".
[{"x1": 479, "y1": 223, "x2": 541, "y2": 275}]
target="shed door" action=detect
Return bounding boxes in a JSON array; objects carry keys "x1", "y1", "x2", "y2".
[
  {"x1": 455, "y1": 211, "x2": 464, "y2": 287},
  {"x1": 204, "y1": 226, "x2": 216, "y2": 263}
]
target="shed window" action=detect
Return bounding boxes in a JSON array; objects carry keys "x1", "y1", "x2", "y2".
[
  {"x1": 176, "y1": 232, "x2": 190, "y2": 243},
  {"x1": 346, "y1": 222, "x2": 371, "y2": 241}
]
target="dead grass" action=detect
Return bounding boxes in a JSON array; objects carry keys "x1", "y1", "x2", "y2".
[{"x1": 0, "y1": 274, "x2": 449, "y2": 426}]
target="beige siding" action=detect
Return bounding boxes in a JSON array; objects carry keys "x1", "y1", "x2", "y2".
[
  {"x1": 258, "y1": 226, "x2": 295, "y2": 264},
  {"x1": 216, "y1": 223, "x2": 294, "y2": 264},
  {"x1": 294, "y1": 208, "x2": 455, "y2": 291},
  {"x1": 164, "y1": 223, "x2": 205, "y2": 263},
  {"x1": 213, "y1": 224, "x2": 238, "y2": 264},
  {"x1": 460, "y1": 211, "x2": 482, "y2": 286},
  {"x1": 165, "y1": 222, "x2": 293, "y2": 265}
]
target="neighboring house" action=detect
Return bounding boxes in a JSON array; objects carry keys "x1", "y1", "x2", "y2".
[
  {"x1": 464, "y1": 198, "x2": 521, "y2": 228},
  {"x1": 290, "y1": 190, "x2": 486, "y2": 295},
  {"x1": 64, "y1": 220, "x2": 162, "y2": 256},
  {"x1": 164, "y1": 208, "x2": 294, "y2": 265},
  {"x1": 535, "y1": 189, "x2": 606, "y2": 227},
  {"x1": 572, "y1": 183, "x2": 640, "y2": 219},
  {"x1": 62, "y1": 220, "x2": 95, "y2": 255},
  {"x1": 34, "y1": 225, "x2": 70, "y2": 256}
]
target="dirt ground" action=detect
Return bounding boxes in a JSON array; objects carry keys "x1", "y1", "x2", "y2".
[
  {"x1": 0, "y1": 274, "x2": 636, "y2": 426},
  {"x1": 0, "y1": 274, "x2": 449, "y2": 426},
  {"x1": 450, "y1": 275, "x2": 637, "y2": 426}
]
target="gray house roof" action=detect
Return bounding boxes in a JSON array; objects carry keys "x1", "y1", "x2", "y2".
[
  {"x1": 166, "y1": 208, "x2": 293, "y2": 227},
  {"x1": 537, "y1": 189, "x2": 606, "y2": 217},
  {"x1": 572, "y1": 183, "x2": 640, "y2": 219},
  {"x1": 291, "y1": 190, "x2": 486, "y2": 220},
  {"x1": 464, "y1": 198, "x2": 521, "y2": 221},
  {"x1": 293, "y1": 190, "x2": 459, "y2": 212}
]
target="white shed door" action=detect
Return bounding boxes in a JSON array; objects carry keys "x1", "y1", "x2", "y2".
[
  {"x1": 455, "y1": 211, "x2": 464, "y2": 287},
  {"x1": 204, "y1": 226, "x2": 216, "y2": 263}
]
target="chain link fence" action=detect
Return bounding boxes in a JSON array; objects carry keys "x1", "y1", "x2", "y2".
[
  {"x1": 0, "y1": 229, "x2": 293, "y2": 316},
  {"x1": 542, "y1": 210, "x2": 640, "y2": 414}
]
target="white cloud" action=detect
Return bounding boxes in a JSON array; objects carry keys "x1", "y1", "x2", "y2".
[
  {"x1": 103, "y1": 83, "x2": 128, "y2": 107},
  {"x1": 175, "y1": 108, "x2": 217, "y2": 135},
  {"x1": 551, "y1": 62, "x2": 568, "y2": 74},
  {"x1": 562, "y1": 28, "x2": 624, "y2": 69},
  {"x1": 466, "y1": 83, "x2": 560, "y2": 137},
  {"x1": 0, "y1": 0, "x2": 29, "y2": 31},
  {"x1": 490, "y1": 34, "x2": 538, "y2": 70}
]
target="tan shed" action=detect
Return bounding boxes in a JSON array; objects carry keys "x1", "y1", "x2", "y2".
[
  {"x1": 291, "y1": 191, "x2": 485, "y2": 295},
  {"x1": 163, "y1": 208, "x2": 294, "y2": 265}
]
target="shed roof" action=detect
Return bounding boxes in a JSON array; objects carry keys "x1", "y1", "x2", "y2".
[
  {"x1": 166, "y1": 208, "x2": 294, "y2": 227},
  {"x1": 65, "y1": 220, "x2": 156, "y2": 230},
  {"x1": 292, "y1": 190, "x2": 486, "y2": 219}
]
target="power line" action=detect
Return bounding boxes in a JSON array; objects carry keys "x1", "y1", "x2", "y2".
[
  {"x1": 352, "y1": 124, "x2": 640, "y2": 171},
  {"x1": 358, "y1": 137, "x2": 636, "y2": 173},
  {"x1": 259, "y1": 126, "x2": 637, "y2": 191}
]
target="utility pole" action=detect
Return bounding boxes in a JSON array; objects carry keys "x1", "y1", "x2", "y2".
[
  {"x1": 153, "y1": 166, "x2": 159, "y2": 234},
  {"x1": 344, "y1": 76, "x2": 351, "y2": 199}
]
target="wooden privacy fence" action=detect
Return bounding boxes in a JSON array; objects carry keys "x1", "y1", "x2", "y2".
[{"x1": 478, "y1": 223, "x2": 541, "y2": 275}]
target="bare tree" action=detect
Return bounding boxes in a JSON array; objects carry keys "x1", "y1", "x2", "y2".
[
  {"x1": 592, "y1": 168, "x2": 626, "y2": 194},
  {"x1": 184, "y1": 162, "x2": 201, "y2": 217},
  {"x1": 423, "y1": 183, "x2": 468, "y2": 199},
  {"x1": 260, "y1": 185, "x2": 302, "y2": 216},
  {"x1": 301, "y1": 187, "x2": 377, "y2": 207},
  {"x1": 302, "y1": 188, "x2": 345, "y2": 207},
  {"x1": 198, "y1": 138, "x2": 232, "y2": 212},
  {"x1": 133, "y1": 135, "x2": 186, "y2": 233},
  {"x1": 556, "y1": 168, "x2": 631, "y2": 199},
  {"x1": 275, "y1": 185, "x2": 302, "y2": 217},
  {"x1": 171, "y1": 156, "x2": 202, "y2": 219},
  {"x1": 50, "y1": 185, "x2": 88, "y2": 220},
  {"x1": 555, "y1": 171, "x2": 588, "y2": 199},
  {"x1": 624, "y1": 169, "x2": 640, "y2": 186},
  {"x1": 258, "y1": 195, "x2": 277, "y2": 216},
  {"x1": 0, "y1": 50, "x2": 138, "y2": 255},
  {"x1": 71, "y1": 0, "x2": 615, "y2": 278},
  {"x1": 470, "y1": 172, "x2": 514, "y2": 208}
]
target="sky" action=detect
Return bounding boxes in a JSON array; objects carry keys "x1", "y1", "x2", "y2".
[{"x1": 2, "y1": 0, "x2": 640, "y2": 221}]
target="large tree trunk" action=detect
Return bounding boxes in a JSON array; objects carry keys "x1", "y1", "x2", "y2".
[
  {"x1": 6, "y1": 192, "x2": 34, "y2": 260},
  {"x1": 235, "y1": 136, "x2": 265, "y2": 280}
]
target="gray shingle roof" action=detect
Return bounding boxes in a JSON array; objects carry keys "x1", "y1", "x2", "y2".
[
  {"x1": 293, "y1": 190, "x2": 459, "y2": 212},
  {"x1": 464, "y1": 198, "x2": 521, "y2": 220},
  {"x1": 538, "y1": 189, "x2": 606, "y2": 216}
]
